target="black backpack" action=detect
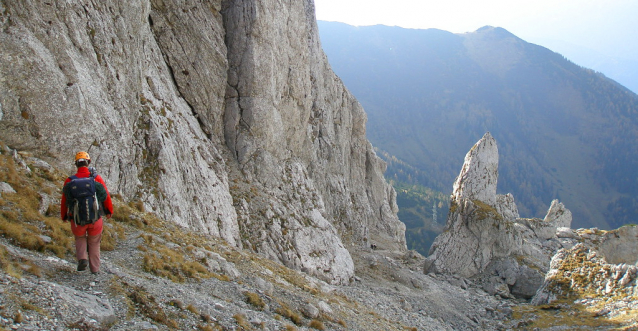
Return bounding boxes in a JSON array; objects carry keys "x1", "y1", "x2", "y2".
[{"x1": 64, "y1": 171, "x2": 100, "y2": 225}]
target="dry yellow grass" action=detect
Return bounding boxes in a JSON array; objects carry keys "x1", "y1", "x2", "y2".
[
  {"x1": 244, "y1": 291, "x2": 266, "y2": 310},
  {"x1": 309, "y1": 319, "x2": 325, "y2": 330},
  {"x1": 186, "y1": 303, "x2": 199, "y2": 315},
  {"x1": 140, "y1": 234, "x2": 228, "y2": 283},
  {"x1": 233, "y1": 313, "x2": 251, "y2": 330},
  {"x1": 276, "y1": 301, "x2": 303, "y2": 326},
  {"x1": 0, "y1": 147, "x2": 75, "y2": 258}
]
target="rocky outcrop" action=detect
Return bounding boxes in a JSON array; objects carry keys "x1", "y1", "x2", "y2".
[
  {"x1": 0, "y1": 0, "x2": 405, "y2": 284},
  {"x1": 533, "y1": 226, "x2": 638, "y2": 307},
  {"x1": 424, "y1": 132, "x2": 572, "y2": 298}
]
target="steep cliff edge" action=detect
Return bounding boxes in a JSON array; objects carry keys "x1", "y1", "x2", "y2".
[{"x1": 0, "y1": 0, "x2": 405, "y2": 284}]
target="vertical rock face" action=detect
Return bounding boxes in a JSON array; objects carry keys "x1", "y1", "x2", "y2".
[
  {"x1": 0, "y1": 0, "x2": 405, "y2": 284},
  {"x1": 425, "y1": 132, "x2": 572, "y2": 298},
  {"x1": 0, "y1": 0, "x2": 239, "y2": 246},
  {"x1": 219, "y1": 0, "x2": 405, "y2": 282}
]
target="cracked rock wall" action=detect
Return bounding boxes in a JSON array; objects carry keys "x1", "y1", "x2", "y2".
[{"x1": 0, "y1": 0, "x2": 405, "y2": 284}]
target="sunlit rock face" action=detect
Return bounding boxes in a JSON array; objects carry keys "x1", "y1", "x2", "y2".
[
  {"x1": 425, "y1": 132, "x2": 572, "y2": 298},
  {"x1": 0, "y1": 0, "x2": 405, "y2": 284},
  {"x1": 452, "y1": 132, "x2": 499, "y2": 207},
  {"x1": 532, "y1": 238, "x2": 638, "y2": 307}
]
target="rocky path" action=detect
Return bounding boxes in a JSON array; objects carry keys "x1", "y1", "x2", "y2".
[{"x1": 0, "y1": 220, "x2": 516, "y2": 331}]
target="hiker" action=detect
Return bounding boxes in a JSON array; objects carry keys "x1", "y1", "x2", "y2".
[{"x1": 60, "y1": 151, "x2": 113, "y2": 274}]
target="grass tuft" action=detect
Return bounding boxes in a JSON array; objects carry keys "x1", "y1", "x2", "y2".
[
  {"x1": 244, "y1": 291, "x2": 265, "y2": 310},
  {"x1": 233, "y1": 313, "x2": 251, "y2": 330},
  {"x1": 186, "y1": 304, "x2": 199, "y2": 315},
  {"x1": 115, "y1": 279, "x2": 178, "y2": 328},
  {"x1": 276, "y1": 301, "x2": 303, "y2": 326},
  {"x1": 309, "y1": 319, "x2": 325, "y2": 330}
]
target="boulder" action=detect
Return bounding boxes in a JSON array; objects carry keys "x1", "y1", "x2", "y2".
[
  {"x1": 54, "y1": 283, "x2": 116, "y2": 325},
  {"x1": 0, "y1": 182, "x2": 15, "y2": 194}
]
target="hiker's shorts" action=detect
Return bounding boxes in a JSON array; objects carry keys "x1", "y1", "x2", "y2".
[{"x1": 71, "y1": 217, "x2": 103, "y2": 237}]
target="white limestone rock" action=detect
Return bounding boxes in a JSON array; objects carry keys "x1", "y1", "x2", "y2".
[
  {"x1": 532, "y1": 243, "x2": 638, "y2": 306},
  {"x1": 556, "y1": 227, "x2": 578, "y2": 239},
  {"x1": 495, "y1": 193, "x2": 519, "y2": 221},
  {"x1": 544, "y1": 200, "x2": 572, "y2": 229},
  {"x1": 0, "y1": 182, "x2": 15, "y2": 194},
  {"x1": 452, "y1": 132, "x2": 498, "y2": 207},
  {"x1": 426, "y1": 132, "x2": 571, "y2": 298},
  {"x1": 0, "y1": 0, "x2": 240, "y2": 247},
  {"x1": 598, "y1": 225, "x2": 638, "y2": 265},
  {"x1": 0, "y1": 0, "x2": 405, "y2": 285}
]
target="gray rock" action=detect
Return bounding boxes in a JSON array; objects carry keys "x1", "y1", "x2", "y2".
[
  {"x1": 451, "y1": 132, "x2": 498, "y2": 207},
  {"x1": 556, "y1": 227, "x2": 577, "y2": 239},
  {"x1": 426, "y1": 133, "x2": 569, "y2": 298},
  {"x1": 317, "y1": 300, "x2": 333, "y2": 314},
  {"x1": 27, "y1": 157, "x2": 52, "y2": 171},
  {"x1": 598, "y1": 225, "x2": 638, "y2": 265},
  {"x1": 0, "y1": 182, "x2": 16, "y2": 194},
  {"x1": 495, "y1": 193, "x2": 520, "y2": 221},
  {"x1": 221, "y1": 261, "x2": 241, "y2": 279},
  {"x1": 54, "y1": 283, "x2": 116, "y2": 325},
  {"x1": 253, "y1": 277, "x2": 274, "y2": 296},
  {"x1": 39, "y1": 235, "x2": 52, "y2": 244},
  {"x1": 0, "y1": 0, "x2": 406, "y2": 285},
  {"x1": 482, "y1": 276, "x2": 512, "y2": 298},
  {"x1": 301, "y1": 303, "x2": 320, "y2": 319},
  {"x1": 557, "y1": 238, "x2": 577, "y2": 250},
  {"x1": 510, "y1": 266, "x2": 544, "y2": 299},
  {"x1": 543, "y1": 200, "x2": 573, "y2": 229}
]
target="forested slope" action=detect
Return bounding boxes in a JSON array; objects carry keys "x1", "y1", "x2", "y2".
[{"x1": 319, "y1": 22, "x2": 638, "y2": 230}]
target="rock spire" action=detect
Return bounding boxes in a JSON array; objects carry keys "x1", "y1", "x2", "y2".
[{"x1": 425, "y1": 132, "x2": 573, "y2": 298}]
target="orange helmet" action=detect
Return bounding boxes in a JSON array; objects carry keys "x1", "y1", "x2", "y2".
[{"x1": 74, "y1": 151, "x2": 91, "y2": 162}]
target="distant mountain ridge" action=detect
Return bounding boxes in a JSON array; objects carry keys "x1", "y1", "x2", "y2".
[
  {"x1": 534, "y1": 38, "x2": 638, "y2": 94},
  {"x1": 318, "y1": 21, "x2": 638, "y2": 230}
]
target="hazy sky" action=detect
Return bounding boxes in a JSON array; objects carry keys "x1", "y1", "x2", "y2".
[{"x1": 314, "y1": 0, "x2": 638, "y2": 60}]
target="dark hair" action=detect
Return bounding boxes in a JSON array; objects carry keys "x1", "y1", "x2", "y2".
[{"x1": 75, "y1": 160, "x2": 90, "y2": 168}]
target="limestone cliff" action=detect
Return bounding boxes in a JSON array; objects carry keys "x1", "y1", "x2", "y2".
[
  {"x1": 0, "y1": 0, "x2": 405, "y2": 284},
  {"x1": 425, "y1": 132, "x2": 572, "y2": 298}
]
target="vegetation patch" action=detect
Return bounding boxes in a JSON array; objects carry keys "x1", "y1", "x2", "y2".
[
  {"x1": 512, "y1": 301, "x2": 623, "y2": 329},
  {"x1": 472, "y1": 200, "x2": 503, "y2": 221},
  {"x1": 141, "y1": 236, "x2": 210, "y2": 282},
  {"x1": 244, "y1": 291, "x2": 265, "y2": 310},
  {"x1": 0, "y1": 244, "x2": 22, "y2": 278},
  {"x1": 0, "y1": 150, "x2": 76, "y2": 258},
  {"x1": 309, "y1": 319, "x2": 325, "y2": 330},
  {"x1": 276, "y1": 300, "x2": 303, "y2": 326},
  {"x1": 232, "y1": 313, "x2": 251, "y2": 330},
  {"x1": 110, "y1": 278, "x2": 178, "y2": 328},
  {"x1": 511, "y1": 245, "x2": 638, "y2": 328}
]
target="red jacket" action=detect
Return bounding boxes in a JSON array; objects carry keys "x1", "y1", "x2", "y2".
[{"x1": 60, "y1": 167, "x2": 113, "y2": 220}]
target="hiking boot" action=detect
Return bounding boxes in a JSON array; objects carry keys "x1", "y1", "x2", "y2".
[{"x1": 77, "y1": 259, "x2": 89, "y2": 271}]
